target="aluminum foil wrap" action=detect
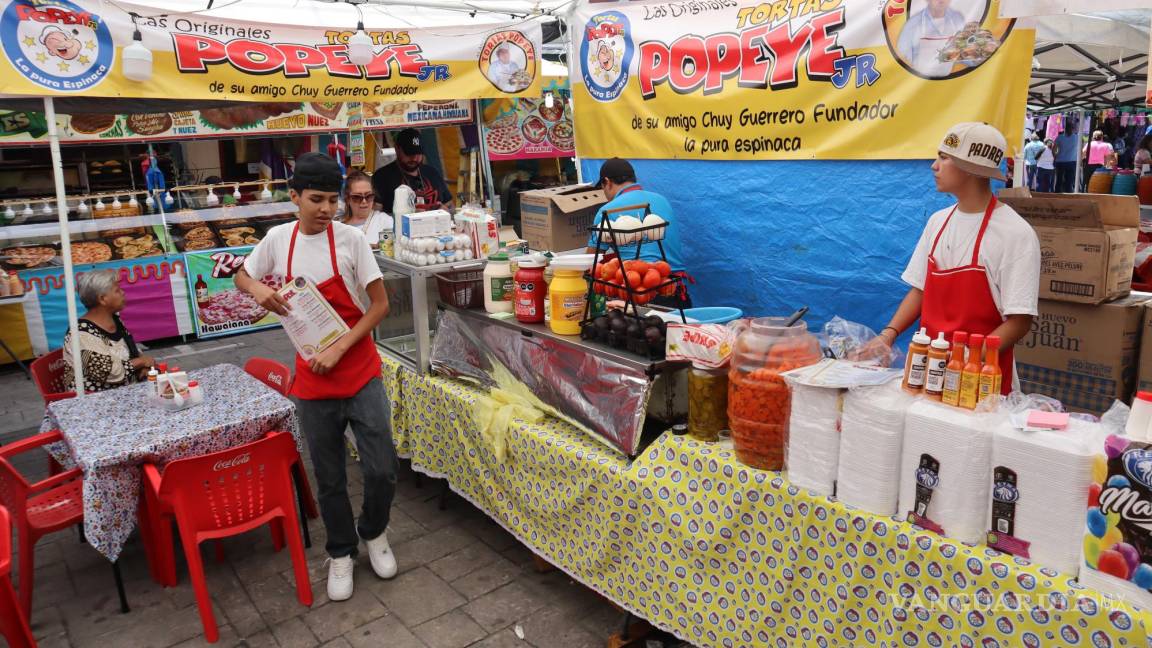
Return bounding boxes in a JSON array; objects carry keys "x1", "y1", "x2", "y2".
[{"x1": 430, "y1": 310, "x2": 651, "y2": 455}]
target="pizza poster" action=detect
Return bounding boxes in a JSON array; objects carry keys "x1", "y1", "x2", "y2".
[
  {"x1": 569, "y1": 0, "x2": 1033, "y2": 160},
  {"x1": 184, "y1": 246, "x2": 283, "y2": 339},
  {"x1": 481, "y1": 77, "x2": 574, "y2": 161},
  {"x1": 0, "y1": 0, "x2": 541, "y2": 102}
]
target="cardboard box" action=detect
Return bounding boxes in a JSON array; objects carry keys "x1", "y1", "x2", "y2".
[
  {"x1": 999, "y1": 191, "x2": 1139, "y2": 304},
  {"x1": 519, "y1": 185, "x2": 606, "y2": 252},
  {"x1": 401, "y1": 210, "x2": 452, "y2": 239},
  {"x1": 1137, "y1": 299, "x2": 1152, "y2": 394},
  {"x1": 1015, "y1": 295, "x2": 1147, "y2": 414}
]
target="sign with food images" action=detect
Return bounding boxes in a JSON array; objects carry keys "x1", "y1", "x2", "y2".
[
  {"x1": 0, "y1": 100, "x2": 472, "y2": 146},
  {"x1": 570, "y1": 0, "x2": 1033, "y2": 160},
  {"x1": 184, "y1": 245, "x2": 283, "y2": 339},
  {"x1": 0, "y1": 0, "x2": 541, "y2": 102},
  {"x1": 481, "y1": 78, "x2": 574, "y2": 160}
]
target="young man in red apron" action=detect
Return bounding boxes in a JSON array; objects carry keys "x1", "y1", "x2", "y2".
[
  {"x1": 860, "y1": 123, "x2": 1040, "y2": 393},
  {"x1": 235, "y1": 153, "x2": 398, "y2": 602}
]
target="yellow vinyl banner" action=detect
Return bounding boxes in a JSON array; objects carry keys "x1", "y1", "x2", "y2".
[
  {"x1": 571, "y1": 0, "x2": 1033, "y2": 160},
  {"x1": 0, "y1": 0, "x2": 541, "y2": 101}
]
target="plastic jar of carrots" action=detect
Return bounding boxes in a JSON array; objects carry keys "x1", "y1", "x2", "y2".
[{"x1": 727, "y1": 317, "x2": 821, "y2": 470}]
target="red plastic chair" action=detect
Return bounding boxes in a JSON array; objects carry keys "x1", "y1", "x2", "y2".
[
  {"x1": 243, "y1": 358, "x2": 320, "y2": 522},
  {"x1": 0, "y1": 431, "x2": 128, "y2": 617},
  {"x1": 243, "y1": 357, "x2": 293, "y2": 396},
  {"x1": 30, "y1": 349, "x2": 76, "y2": 404},
  {"x1": 143, "y1": 432, "x2": 312, "y2": 643},
  {"x1": 0, "y1": 506, "x2": 36, "y2": 648}
]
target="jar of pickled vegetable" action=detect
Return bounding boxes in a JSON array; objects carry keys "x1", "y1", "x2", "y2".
[
  {"x1": 727, "y1": 317, "x2": 821, "y2": 470},
  {"x1": 688, "y1": 367, "x2": 728, "y2": 442}
]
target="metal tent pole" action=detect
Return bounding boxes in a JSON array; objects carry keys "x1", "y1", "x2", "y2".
[{"x1": 44, "y1": 97, "x2": 85, "y2": 397}]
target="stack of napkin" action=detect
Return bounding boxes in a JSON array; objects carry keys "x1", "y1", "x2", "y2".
[
  {"x1": 837, "y1": 382, "x2": 915, "y2": 516},
  {"x1": 898, "y1": 400, "x2": 995, "y2": 544},
  {"x1": 785, "y1": 384, "x2": 843, "y2": 497}
]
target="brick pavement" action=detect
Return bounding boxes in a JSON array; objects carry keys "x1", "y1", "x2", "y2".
[{"x1": 0, "y1": 329, "x2": 687, "y2": 648}]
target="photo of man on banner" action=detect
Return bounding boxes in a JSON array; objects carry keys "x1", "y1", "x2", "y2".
[{"x1": 897, "y1": 0, "x2": 981, "y2": 77}]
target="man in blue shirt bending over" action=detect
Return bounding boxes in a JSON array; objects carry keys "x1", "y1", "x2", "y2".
[{"x1": 586, "y1": 158, "x2": 690, "y2": 307}]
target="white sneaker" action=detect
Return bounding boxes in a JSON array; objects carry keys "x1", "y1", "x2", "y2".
[
  {"x1": 365, "y1": 532, "x2": 398, "y2": 579},
  {"x1": 326, "y1": 556, "x2": 355, "y2": 601}
]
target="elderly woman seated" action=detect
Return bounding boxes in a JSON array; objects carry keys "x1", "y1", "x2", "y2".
[{"x1": 62, "y1": 269, "x2": 155, "y2": 392}]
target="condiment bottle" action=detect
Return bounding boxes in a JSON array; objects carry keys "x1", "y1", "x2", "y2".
[
  {"x1": 977, "y1": 335, "x2": 1002, "y2": 404},
  {"x1": 958, "y1": 333, "x2": 984, "y2": 410},
  {"x1": 513, "y1": 256, "x2": 547, "y2": 324},
  {"x1": 902, "y1": 327, "x2": 931, "y2": 393},
  {"x1": 195, "y1": 274, "x2": 209, "y2": 309},
  {"x1": 483, "y1": 252, "x2": 513, "y2": 314},
  {"x1": 941, "y1": 331, "x2": 967, "y2": 407},
  {"x1": 923, "y1": 332, "x2": 950, "y2": 400},
  {"x1": 147, "y1": 367, "x2": 159, "y2": 396},
  {"x1": 188, "y1": 380, "x2": 203, "y2": 405}
]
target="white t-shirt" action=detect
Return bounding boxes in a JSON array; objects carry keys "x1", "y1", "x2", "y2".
[
  {"x1": 243, "y1": 221, "x2": 383, "y2": 312},
  {"x1": 901, "y1": 202, "x2": 1040, "y2": 317},
  {"x1": 1037, "y1": 146, "x2": 1055, "y2": 170},
  {"x1": 343, "y1": 211, "x2": 394, "y2": 247}
]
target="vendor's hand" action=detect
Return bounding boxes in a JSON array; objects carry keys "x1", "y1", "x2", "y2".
[
  {"x1": 132, "y1": 355, "x2": 155, "y2": 370},
  {"x1": 308, "y1": 342, "x2": 348, "y2": 376},
  {"x1": 852, "y1": 335, "x2": 894, "y2": 365},
  {"x1": 250, "y1": 282, "x2": 290, "y2": 316}
]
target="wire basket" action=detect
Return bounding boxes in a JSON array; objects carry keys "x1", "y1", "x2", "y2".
[{"x1": 435, "y1": 268, "x2": 485, "y2": 309}]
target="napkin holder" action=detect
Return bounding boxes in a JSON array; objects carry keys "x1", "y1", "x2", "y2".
[{"x1": 152, "y1": 371, "x2": 201, "y2": 411}]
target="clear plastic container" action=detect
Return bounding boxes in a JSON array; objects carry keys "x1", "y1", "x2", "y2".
[
  {"x1": 688, "y1": 367, "x2": 728, "y2": 442},
  {"x1": 727, "y1": 317, "x2": 821, "y2": 470}
]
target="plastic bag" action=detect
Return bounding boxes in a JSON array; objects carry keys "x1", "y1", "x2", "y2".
[
  {"x1": 1099, "y1": 400, "x2": 1131, "y2": 435},
  {"x1": 823, "y1": 316, "x2": 905, "y2": 369}
]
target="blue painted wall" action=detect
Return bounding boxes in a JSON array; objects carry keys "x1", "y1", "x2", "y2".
[{"x1": 580, "y1": 158, "x2": 957, "y2": 332}]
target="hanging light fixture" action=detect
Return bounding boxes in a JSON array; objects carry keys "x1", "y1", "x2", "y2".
[
  {"x1": 128, "y1": 194, "x2": 139, "y2": 209},
  {"x1": 112, "y1": 195, "x2": 122, "y2": 210},
  {"x1": 21, "y1": 203, "x2": 33, "y2": 218},
  {"x1": 232, "y1": 185, "x2": 242, "y2": 202},
  {"x1": 122, "y1": 15, "x2": 153, "y2": 82},
  {"x1": 347, "y1": 12, "x2": 374, "y2": 66},
  {"x1": 77, "y1": 200, "x2": 89, "y2": 214},
  {"x1": 4, "y1": 205, "x2": 15, "y2": 220},
  {"x1": 95, "y1": 197, "x2": 105, "y2": 211},
  {"x1": 260, "y1": 184, "x2": 273, "y2": 201},
  {"x1": 205, "y1": 188, "x2": 219, "y2": 207},
  {"x1": 544, "y1": 92, "x2": 555, "y2": 109},
  {"x1": 164, "y1": 191, "x2": 174, "y2": 206},
  {"x1": 145, "y1": 194, "x2": 155, "y2": 209},
  {"x1": 42, "y1": 201, "x2": 53, "y2": 215}
]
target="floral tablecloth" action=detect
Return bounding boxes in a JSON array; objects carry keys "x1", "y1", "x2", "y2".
[
  {"x1": 380, "y1": 352, "x2": 1152, "y2": 648},
  {"x1": 43, "y1": 364, "x2": 299, "y2": 561}
]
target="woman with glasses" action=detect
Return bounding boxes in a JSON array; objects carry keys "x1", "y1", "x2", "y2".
[{"x1": 341, "y1": 170, "x2": 393, "y2": 248}]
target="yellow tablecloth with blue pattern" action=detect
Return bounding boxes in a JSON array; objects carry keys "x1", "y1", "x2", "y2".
[{"x1": 380, "y1": 354, "x2": 1152, "y2": 648}]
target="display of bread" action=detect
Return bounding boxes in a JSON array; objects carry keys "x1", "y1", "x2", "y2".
[
  {"x1": 112, "y1": 234, "x2": 162, "y2": 259},
  {"x1": 219, "y1": 226, "x2": 261, "y2": 247}
]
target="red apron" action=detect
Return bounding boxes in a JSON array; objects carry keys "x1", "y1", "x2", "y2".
[
  {"x1": 920, "y1": 196, "x2": 1013, "y2": 395},
  {"x1": 404, "y1": 169, "x2": 441, "y2": 211},
  {"x1": 285, "y1": 223, "x2": 381, "y2": 400}
]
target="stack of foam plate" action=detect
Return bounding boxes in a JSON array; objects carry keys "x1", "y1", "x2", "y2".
[{"x1": 837, "y1": 382, "x2": 915, "y2": 516}]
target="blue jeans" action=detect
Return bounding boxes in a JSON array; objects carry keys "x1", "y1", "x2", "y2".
[
  {"x1": 1035, "y1": 167, "x2": 1054, "y2": 193},
  {"x1": 296, "y1": 378, "x2": 398, "y2": 558}
]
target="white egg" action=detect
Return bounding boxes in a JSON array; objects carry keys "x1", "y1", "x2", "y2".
[
  {"x1": 643, "y1": 214, "x2": 666, "y2": 240},
  {"x1": 456, "y1": 234, "x2": 470, "y2": 249},
  {"x1": 452, "y1": 250, "x2": 464, "y2": 262},
  {"x1": 463, "y1": 249, "x2": 474, "y2": 260},
  {"x1": 436, "y1": 238, "x2": 447, "y2": 252},
  {"x1": 425, "y1": 253, "x2": 438, "y2": 266}
]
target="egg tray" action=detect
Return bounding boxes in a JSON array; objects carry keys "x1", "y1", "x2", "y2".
[{"x1": 589, "y1": 221, "x2": 668, "y2": 246}]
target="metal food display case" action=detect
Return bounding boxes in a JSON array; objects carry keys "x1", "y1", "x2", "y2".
[{"x1": 373, "y1": 254, "x2": 486, "y2": 373}]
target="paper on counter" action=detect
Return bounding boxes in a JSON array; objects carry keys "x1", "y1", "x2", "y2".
[
  {"x1": 277, "y1": 277, "x2": 350, "y2": 360},
  {"x1": 782, "y1": 358, "x2": 903, "y2": 388}
]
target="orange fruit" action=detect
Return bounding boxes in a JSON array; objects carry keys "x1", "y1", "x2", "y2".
[
  {"x1": 652, "y1": 261, "x2": 672, "y2": 278},
  {"x1": 633, "y1": 261, "x2": 650, "y2": 275},
  {"x1": 625, "y1": 270, "x2": 642, "y2": 289},
  {"x1": 642, "y1": 268, "x2": 662, "y2": 289}
]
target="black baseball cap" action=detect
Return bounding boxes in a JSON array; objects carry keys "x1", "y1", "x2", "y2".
[
  {"x1": 289, "y1": 152, "x2": 343, "y2": 193},
  {"x1": 597, "y1": 158, "x2": 635, "y2": 187},
  {"x1": 394, "y1": 128, "x2": 424, "y2": 156}
]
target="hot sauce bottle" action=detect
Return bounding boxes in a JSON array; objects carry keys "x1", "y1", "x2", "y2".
[
  {"x1": 941, "y1": 331, "x2": 967, "y2": 407},
  {"x1": 958, "y1": 334, "x2": 984, "y2": 410}
]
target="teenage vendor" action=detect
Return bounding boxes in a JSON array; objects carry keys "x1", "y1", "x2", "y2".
[
  {"x1": 235, "y1": 153, "x2": 399, "y2": 603},
  {"x1": 860, "y1": 122, "x2": 1040, "y2": 394}
]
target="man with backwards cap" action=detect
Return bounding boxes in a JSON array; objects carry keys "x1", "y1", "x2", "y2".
[
  {"x1": 858, "y1": 123, "x2": 1040, "y2": 394},
  {"x1": 235, "y1": 152, "x2": 399, "y2": 602},
  {"x1": 372, "y1": 128, "x2": 453, "y2": 213},
  {"x1": 585, "y1": 158, "x2": 690, "y2": 307}
]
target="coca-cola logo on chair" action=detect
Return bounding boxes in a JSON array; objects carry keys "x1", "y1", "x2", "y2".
[{"x1": 213, "y1": 453, "x2": 251, "y2": 472}]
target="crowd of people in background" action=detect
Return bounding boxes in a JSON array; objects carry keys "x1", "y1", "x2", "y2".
[{"x1": 1023, "y1": 118, "x2": 1152, "y2": 193}]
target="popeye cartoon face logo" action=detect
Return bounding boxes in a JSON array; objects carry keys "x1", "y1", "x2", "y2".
[
  {"x1": 2, "y1": 0, "x2": 115, "y2": 92},
  {"x1": 41, "y1": 26, "x2": 82, "y2": 60},
  {"x1": 596, "y1": 41, "x2": 613, "y2": 71}
]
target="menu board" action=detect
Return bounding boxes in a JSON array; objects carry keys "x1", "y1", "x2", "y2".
[{"x1": 184, "y1": 246, "x2": 283, "y2": 339}]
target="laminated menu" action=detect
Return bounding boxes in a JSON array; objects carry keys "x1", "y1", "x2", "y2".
[{"x1": 277, "y1": 277, "x2": 350, "y2": 360}]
